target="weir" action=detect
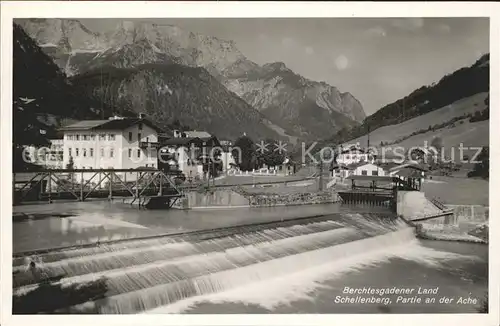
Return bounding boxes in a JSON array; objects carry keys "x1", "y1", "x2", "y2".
[{"x1": 12, "y1": 212, "x2": 416, "y2": 314}]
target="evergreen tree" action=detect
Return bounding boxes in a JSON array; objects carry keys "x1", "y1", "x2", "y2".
[{"x1": 233, "y1": 134, "x2": 255, "y2": 171}]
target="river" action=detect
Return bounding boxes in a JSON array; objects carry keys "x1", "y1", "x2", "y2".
[{"x1": 12, "y1": 201, "x2": 488, "y2": 314}]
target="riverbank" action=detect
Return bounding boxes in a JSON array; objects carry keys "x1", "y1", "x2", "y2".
[{"x1": 396, "y1": 188, "x2": 489, "y2": 244}]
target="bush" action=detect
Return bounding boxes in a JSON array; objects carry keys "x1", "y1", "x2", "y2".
[{"x1": 467, "y1": 146, "x2": 489, "y2": 179}]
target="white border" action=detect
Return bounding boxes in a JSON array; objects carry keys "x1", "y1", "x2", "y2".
[{"x1": 1, "y1": 2, "x2": 498, "y2": 326}]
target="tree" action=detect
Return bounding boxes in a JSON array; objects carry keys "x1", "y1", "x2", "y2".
[
  {"x1": 66, "y1": 156, "x2": 75, "y2": 170},
  {"x1": 256, "y1": 139, "x2": 286, "y2": 169},
  {"x1": 430, "y1": 136, "x2": 443, "y2": 152},
  {"x1": 468, "y1": 146, "x2": 489, "y2": 179},
  {"x1": 66, "y1": 155, "x2": 75, "y2": 184},
  {"x1": 233, "y1": 134, "x2": 255, "y2": 171}
]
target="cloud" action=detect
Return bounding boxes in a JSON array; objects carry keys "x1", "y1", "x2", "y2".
[
  {"x1": 258, "y1": 33, "x2": 268, "y2": 42},
  {"x1": 391, "y1": 18, "x2": 424, "y2": 32},
  {"x1": 365, "y1": 26, "x2": 387, "y2": 37},
  {"x1": 437, "y1": 24, "x2": 451, "y2": 34},
  {"x1": 281, "y1": 37, "x2": 296, "y2": 48},
  {"x1": 305, "y1": 46, "x2": 315, "y2": 55},
  {"x1": 334, "y1": 55, "x2": 349, "y2": 71}
]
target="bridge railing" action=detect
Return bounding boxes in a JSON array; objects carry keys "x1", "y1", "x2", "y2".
[{"x1": 13, "y1": 169, "x2": 181, "y2": 204}]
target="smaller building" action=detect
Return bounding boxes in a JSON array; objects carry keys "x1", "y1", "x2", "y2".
[
  {"x1": 387, "y1": 162, "x2": 428, "y2": 191},
  {"x1": 331, "y1": 162, "x2": 386, "y2": 179},
  {"x1": 45, "y1": 138, "x2": 64, "y2": 169},
  {"x1": 159, "y1": 137, "x2": 205, "y2": 179},
  {"x1": 351, "y1": 162, "x2": 387, "y2": 177},
  {"x1": 336, "y1": 144, "x2": 374, "y2": 165},
  {"x1": 330, "y1": 164, "x2": 351, "y2": 179},
  {"x1": 23, "y1": 138, "x2": 64, "y2": 169},
  {"x1": 219, "y1": 140, "x2": 237, "y2": 173}
]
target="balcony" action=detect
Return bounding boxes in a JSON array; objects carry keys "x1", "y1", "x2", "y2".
[{"x1": 139, "y1": 141, "x2": 161, "y2": 150}]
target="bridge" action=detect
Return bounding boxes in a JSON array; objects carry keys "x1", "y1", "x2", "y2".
[{"x1": 13, "y1": 169, "x2": 182, "y2": 207}]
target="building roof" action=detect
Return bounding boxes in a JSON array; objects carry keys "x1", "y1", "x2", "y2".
[
  {"x1": 161, "y1": 137, "x2": 203, "y2": 146},
  {"x1": 60, "y1": 118, "x2": 164, "y2": 133},
  {"x1": 330, "y1": 164, "x2": 350, "y2": 171},
  {"x1": 346, "y1": 175, "x2": 399, "y2": 182},
  {"x1": 343, "y1": 161, "x2": 384, "y2": 170},
  {"x1": 183, "y1": 131, "x2": 212, "y2": 139},
  {"x1": 394, "y1": 168, "x2": 424, "y2": 178},
  {"x1": 340, "y1": 148, "x2": 367, "y2": 154},
  {"x1": 377, "y1": 161, "x2": 402, "y2": 170},
  {"x1": 60, "y1": 120, "x2": 109, "y2": 130},
  {"x1": 390, "y1": 162, "x2": 429, "y2": 172}
]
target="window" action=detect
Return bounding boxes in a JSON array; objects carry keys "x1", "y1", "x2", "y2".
[
  {"x1": 90, "y1": 148, "x2": 94, "y2": 157},
  {"x1": 138, "y1": 133, "x2": 142, "y2": 142},
  {"x1": 138, "y1": 123, "x2": 143, "y2": 130},
  {"x1": 110, "y1": 149, "x2": 114, "y2": 158},
  {"x1": 99, "y1": 134, "x2": 106, "y2": 141},
  {"x1": 129, "y1": 132, "x2": 133, "y2": 142},
  {"x1": 345, "y1": 155, "x2": 350, "y2": 160},
  {"x1": 128, "y1": 149, "x2": 132, "y2": 158},
  {"x1": 151, "y1": 163, "x2": 155, "y2": 168},
  {"x1": 75, "y1": 148, "x2": 79, "y2": 157},
  {"x1": 146, "y1": 137, "x2": 149, "y2": 143},
  {"x1": 108, "y1": 134, "x2": 115, "y2": 141},
  {"x1": 90, "y1": 135, "x2": 96, "y2": 141},
  {"x1": 100, "y1": 148, "x2": 104, "y2": 157},
  {"x1": 68, "y1": 148, "x2": 72, "y2": 156},
  {"x1": 76, "y1": 135, "x2": 80, "y2": 141},
  {"x1": 83, "y1": 135, "x2": 88, "y2": 141},
  {"x1": 372, "y1": 170, "x2": 379, "y2": 176},
  {"x1": 83, "y1": 149, "x2": 87, "y2": 157},
  {"x1": 361, "y1": 170, "x2": 367, "y2": 176},
  {"x1": 145, "y1": 164, "x2": 149, "y2": 168},
  {"x1": 137, "y1": 149, "x2": 141, "y2": 158}
]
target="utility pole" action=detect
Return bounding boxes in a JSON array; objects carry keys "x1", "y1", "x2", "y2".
[
  {"x1": 318, "y1": 162, "x2": 323, "y2": 191},
  {"x1": 367, "y1": 124, "x2": 370, "y2": 149}
]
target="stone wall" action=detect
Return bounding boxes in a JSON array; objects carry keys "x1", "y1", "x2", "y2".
[
  {"x1": 173, "y1": 188, "x2": 340, "y2": 209},
  {"x1": 412, "y1": 204, "x2": 489, "y2": 243},
  {"x1": 172, "y1": 188, "x2": 250, "y2": 209},
  {"x1": 245, "y1": 191, "x2": 340, "y2": 207}
]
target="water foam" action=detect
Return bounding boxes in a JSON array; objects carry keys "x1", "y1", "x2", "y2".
[{"x1": 144, "y1": 232, "x2": 477, "y2": 313}]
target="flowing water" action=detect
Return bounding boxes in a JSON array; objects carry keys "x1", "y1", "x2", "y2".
[{"x1": 12, "y1": 204, "x2": 487, "y2": 314}]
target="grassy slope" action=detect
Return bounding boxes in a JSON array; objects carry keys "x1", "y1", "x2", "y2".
[
  {"x1": 421, "y1": 176, "x2": 489, "y2": 206},
  {"x1": 347, "y1": 92, "x2": 489, "y2": 151}
]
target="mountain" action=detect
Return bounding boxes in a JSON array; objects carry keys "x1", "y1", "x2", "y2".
[
  {"x1": 70, "y1": 64, "x2": 282, "y2": 141},
  {"x1": 221, "y1": 61, "x2": 364, "y2": 138},
  {"x1": 12, "y1": 23, "x2": 106, "y2": 146},
  {"x1": 17, "y1": 18, "x2": 366, "y2": 140},
  {"x1": 325, "y1": 53, "x2": 490, "y2": 146}
]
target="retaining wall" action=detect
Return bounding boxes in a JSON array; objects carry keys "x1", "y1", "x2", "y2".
[{"x1": 173, "y1": 188, "x2": 340, "y2": 209}]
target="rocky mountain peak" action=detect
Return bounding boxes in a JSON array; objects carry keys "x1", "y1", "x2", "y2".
[{"x1": 17, "y1": 18, "x2": 367, "y2": 140}]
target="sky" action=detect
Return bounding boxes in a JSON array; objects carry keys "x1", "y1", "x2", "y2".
[{"x1": 82, "y1": 18, "x2": 489, "y2": 115}]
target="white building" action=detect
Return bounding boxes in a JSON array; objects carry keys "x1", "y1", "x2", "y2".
[
  {"x1": 46, "y1": 139, "x2": 64, "y2": 169},
  {"x1": 159, "y1": 137, "x2": 205, "y2": 181},
  {"x1": 60, "y1": 115, "x2": 162, "y2": 182},
  {"x1": 331, "y1": 162, "x2": 386, "y2": 179},
  {"x1": 219, "y1": 140, "x2": 237, "y2": 173},
  {"x1": 23, "y1": 138, "x2": 64, "y2": 169},
  {"x1": 336, "y1": 144, "x2": 374, "y2": 165},
  {"x1": 351, "y1": 162, "x2": 386, "y2": 177}
]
